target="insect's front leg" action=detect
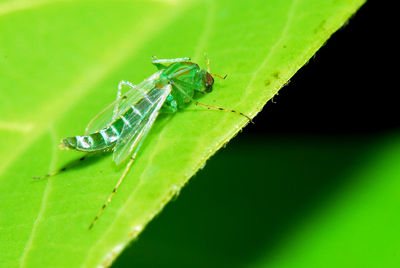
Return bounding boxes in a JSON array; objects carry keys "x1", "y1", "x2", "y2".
[{"x1": 152, "y1": 56, "x2": 191, "y2": 70}]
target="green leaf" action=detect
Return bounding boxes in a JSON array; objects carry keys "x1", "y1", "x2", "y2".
[{"x1": 0, "y1": 0, "x2": 365, "y2": 267}]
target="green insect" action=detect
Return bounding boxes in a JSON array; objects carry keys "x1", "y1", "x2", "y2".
[{"x1": 35, "y1": 57, "x2": 251, "y2": 229}]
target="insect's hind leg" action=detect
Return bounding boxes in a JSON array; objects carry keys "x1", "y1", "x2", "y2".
[
  {"x1": 87, "y1": 84, "x2": 172, "y2": 229},
  {"x1": 112, "y1": 81, "x2": 125, "y2": 120},
  {"x1": 88, "y1": 153, "x2": 136, "y2": 230},
  {"x1": 113, "y1": 80, "x2": 135, "y2": 120},
  {"x1": 32, "y1": 153, "x2": 90, "y2": 180},
  {"x1": 84, "y1": 81, "x2": 134, "y2": 134}
]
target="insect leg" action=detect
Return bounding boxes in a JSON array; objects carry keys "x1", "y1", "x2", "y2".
[
  {"x1": 194, "y1": 102, "x2": 254, "y2": 123},
  {"x1": 111, "y1": 81, "x2": 124, "y2": 120},
  {"x1": 152, "y1": 56, "x2": 191, "y2": 64},
  {"x1": 88, "y1": 153, "x2": 136, "y2": 230},
  {"x1": 112, "y1": 80, "x2": 134, "y2": 120},
  {"x1": 88, "y1": 85, "x2": 172, "y2": 229},
  {"x1": 84, "y1": 81, "x2": 133, "y2": 134},
  {"x1": 171, "y1": 79, "x2": 253, "y2": 123},
  {"x1": 152, "y1": 56, "x2": 191, "y2": 70},
  {"x1": 88, "y1": 111, "x2": 154, "y2": 229},
  {"x1": 32, "y1": 154, "x2": 89, "y2": 180}
]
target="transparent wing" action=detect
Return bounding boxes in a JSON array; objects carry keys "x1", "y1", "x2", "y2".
[
  {"x1": 112, "y1": 84, "x2": 172, "y2": 164},
  {"x1": 85, "y1": 71, "x2": 162, "y2": 134},
  {"x1": 84, "y1": 95, "x2": 127, "y2": 135},
  {"x1": 115, "y1": 71, "x2": 162, "y2": 122}
]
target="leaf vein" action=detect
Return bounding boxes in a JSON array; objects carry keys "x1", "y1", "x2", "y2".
[
  {"x1": 243, "y1": 0, "x2": 299, "y2": 98},
  {"x1": 192, "y1": 0, "x2": 215, "y2": 61},
  {"x1": 19, "y1": 127, "x2": 58, "y2": 268}
]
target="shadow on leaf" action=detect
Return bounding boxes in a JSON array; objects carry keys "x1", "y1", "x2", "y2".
[{"x1": 112, "y1": 135, "x2": 372, "y2": 268}]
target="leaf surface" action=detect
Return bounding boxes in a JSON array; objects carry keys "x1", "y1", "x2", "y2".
[{"x1": 0, "y1": 0, "x2": 365, "y2": 267}]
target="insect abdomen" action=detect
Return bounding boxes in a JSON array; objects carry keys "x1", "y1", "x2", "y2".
[
  {"x1": 62, "y1": 88, "x2": 159, "y2": 152},
  {"x1": 63, "y1": 120, "x2": 123, "y2": 152}
]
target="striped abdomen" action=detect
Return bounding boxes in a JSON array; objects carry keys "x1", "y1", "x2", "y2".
[{"x1": 63, "y1": 94, "x2": 154, "y2": 152}]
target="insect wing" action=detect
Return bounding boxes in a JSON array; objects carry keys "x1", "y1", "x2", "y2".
[
  {"x1": 112, "y1": 84, "x2": 172, "y2": 164},
  {"x1": 84, "y1": 71, "x2": 162, "y2": 134},
  {"x1": 114, "y1": 71, "x2": 162, "y2": 123}
]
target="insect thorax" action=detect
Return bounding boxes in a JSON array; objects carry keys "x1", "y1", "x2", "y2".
[{"x1": 162, "y1": 62, "x2": 210, "y2": 109}]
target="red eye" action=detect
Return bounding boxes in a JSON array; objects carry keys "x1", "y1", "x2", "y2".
[{"x1": 206, "y1": 72, "x2": 214, "y2": 88}]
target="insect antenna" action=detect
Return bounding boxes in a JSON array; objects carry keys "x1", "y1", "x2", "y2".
[
  {"x1": 211, "y1": 73, "x2": 227, "y2": 80},
  {"x1": 194, "y1": 101, "x2": 254, "y2": 124},
  {"x1": 32, "y1": 154, "x2": 89, "y2": 180},
  {"x1": 205, "y1": 53, "x2": 211, "y2": 73},
  {"x1": 204, "y1": 53, "x2": 227, "y2": 79}
]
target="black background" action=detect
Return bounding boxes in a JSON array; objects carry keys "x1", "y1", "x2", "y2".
[{"x1": 245, "y1": 0, "x2": 391, "y2": 136}]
